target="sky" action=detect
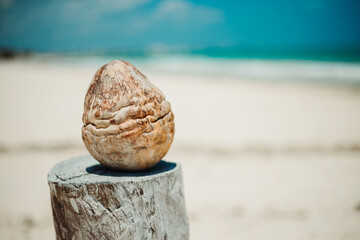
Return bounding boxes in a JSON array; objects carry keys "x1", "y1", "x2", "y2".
[{"x1": 0, "y1": 0, "x2": 360, "y2": 52}]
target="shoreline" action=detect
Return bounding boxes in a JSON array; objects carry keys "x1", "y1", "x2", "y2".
[{"x1": 2, "y1": 55, "x2": 360, "y2": 86}]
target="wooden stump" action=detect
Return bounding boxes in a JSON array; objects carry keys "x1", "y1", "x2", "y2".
[{"x1": 48, "y1": 155, "x2": 189, "y2": 240}]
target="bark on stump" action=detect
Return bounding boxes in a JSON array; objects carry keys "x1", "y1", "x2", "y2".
[{"x1": 48, "y1": 155, "x2": 189, "y2": 240}]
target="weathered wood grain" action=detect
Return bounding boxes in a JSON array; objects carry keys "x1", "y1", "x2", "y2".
[{"x1": 48, "y1": 155, "x2": 188, "y2": 240}]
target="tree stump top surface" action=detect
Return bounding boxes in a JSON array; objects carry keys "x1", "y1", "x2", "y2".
[{"x1": 48, "y1": 155, "x2": 178, "y2": 185}]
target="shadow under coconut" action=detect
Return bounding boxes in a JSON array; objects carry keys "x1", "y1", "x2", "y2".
[{"x1": 86, "y1": 160, "x2": 176, "y2": 177}]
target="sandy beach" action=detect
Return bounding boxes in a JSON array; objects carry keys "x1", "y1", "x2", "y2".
[{"x1": 0, "y1": 57, "x2": 360, "y2": 239}]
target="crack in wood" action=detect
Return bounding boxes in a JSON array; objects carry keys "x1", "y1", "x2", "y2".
[{"x1": 48, "y1": 156, "x2": 189, "y2": 239}]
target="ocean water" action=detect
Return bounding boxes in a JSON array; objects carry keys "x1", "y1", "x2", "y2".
[
  {"x1": 32, "y1": 51, "x2": 360, "y2": 87},
  {"x1": 138, "y1": 55, "x2": 360, "y2": 86}
]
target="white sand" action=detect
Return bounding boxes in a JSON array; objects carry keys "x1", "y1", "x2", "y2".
[{"x1": 0, "y1": 58, "x2": 360, "y2": 239}]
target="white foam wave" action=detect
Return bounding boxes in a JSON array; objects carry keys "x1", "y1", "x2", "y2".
[{"x1": 137, "y1": 55, "x2": 360, "y2": 85}]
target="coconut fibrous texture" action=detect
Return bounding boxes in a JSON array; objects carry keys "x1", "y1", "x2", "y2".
[{"x1": 82, "y1": 60, "x2": 175, "y2": 171}]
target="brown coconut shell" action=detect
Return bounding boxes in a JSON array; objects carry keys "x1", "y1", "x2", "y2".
[{"x1": 82, "y1": 60, "x2": 174, "y2": 170}]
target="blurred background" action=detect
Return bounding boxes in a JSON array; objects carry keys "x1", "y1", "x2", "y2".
[{"x1": 1, "y1": 0, "x2": 360, "y2": 239}]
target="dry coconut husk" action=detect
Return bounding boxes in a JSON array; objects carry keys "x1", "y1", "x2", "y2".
[{"x1": 82, "y1": 60, "x2": 174, "y2": 170}]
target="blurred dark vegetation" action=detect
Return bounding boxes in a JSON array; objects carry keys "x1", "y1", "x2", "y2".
[{"x1": 0, "y1": 48, "x2": 31, "y2": 59}]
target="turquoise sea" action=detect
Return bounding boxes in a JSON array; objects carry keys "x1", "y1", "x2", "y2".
[{"x1": 34, "y1": 46, "x2": 360, "y2": 87}]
